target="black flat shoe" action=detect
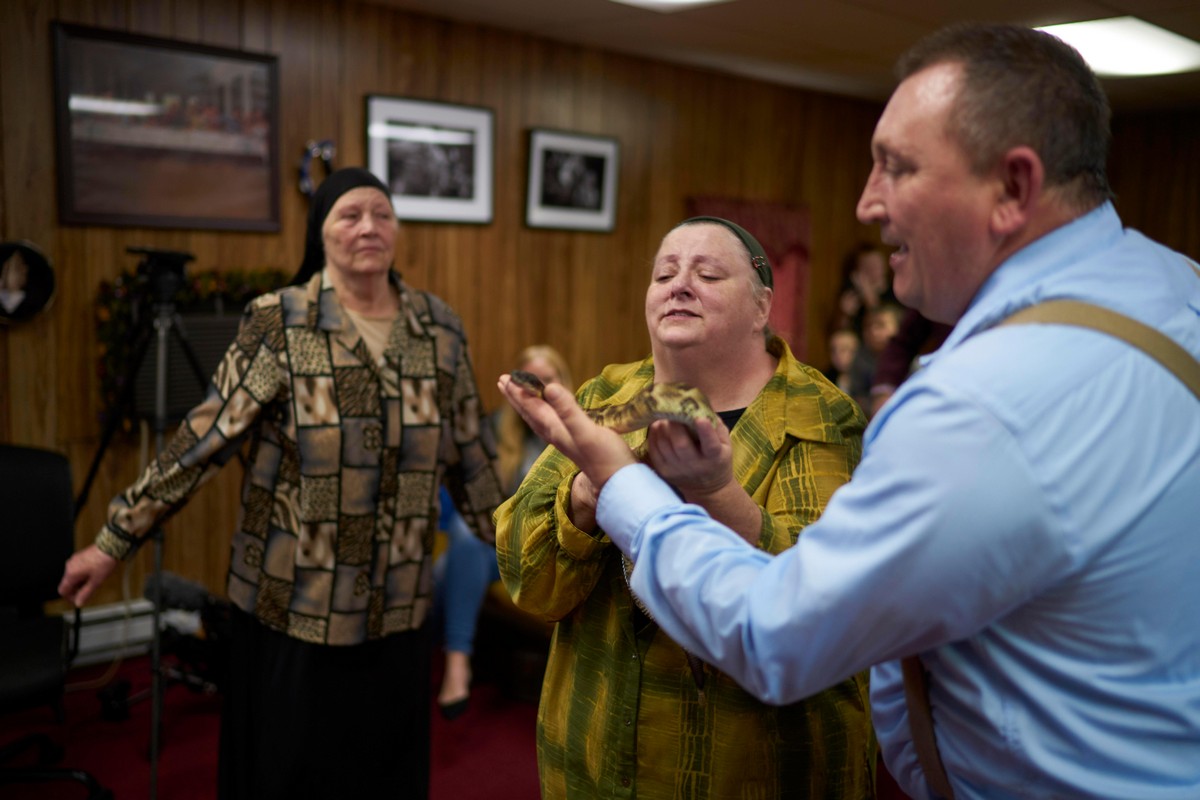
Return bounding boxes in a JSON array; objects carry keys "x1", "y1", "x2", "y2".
[{"x1": 438, "y1": 697, "x2": 469, "y2": 721}]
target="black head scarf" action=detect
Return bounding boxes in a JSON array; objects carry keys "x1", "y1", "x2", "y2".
[
  {"x1": 291, "y1": 167, "x2": 392, "y2": 286},
  {"x1": 674, "y1": 216, "x2": 773, "y2": 290}
]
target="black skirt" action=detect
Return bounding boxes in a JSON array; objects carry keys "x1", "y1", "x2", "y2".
[{"x1": 219, "y1": 608, "x2": 432, "y2": 800}]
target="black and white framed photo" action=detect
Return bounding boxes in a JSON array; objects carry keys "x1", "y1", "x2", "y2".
[
  {"x1": 525, "y1": 129, "x2": 619, "y2": 232},
  {"x1": 52, "y1": 23, "x2": 280, "y2": 231},
  {"x1": 365, "y1": 95, "x2": 493, "y2": 224}
]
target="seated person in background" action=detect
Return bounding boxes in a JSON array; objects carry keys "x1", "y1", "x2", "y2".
[
  {"x1": 863, "y1": 302, "x2": 904, "y2": 357},
  {"x1": 868, "y1": 307, "x2": 954, "y2": 417},
  {"x1": 436, "y1": 345, "x2": 574, "y2": 719},
  {"x1": 822, "y1": 326, "x2": 862, "y2": 396},
  {"x1": 831, "y1": 242, "x2": 896, "y2": 336},
  {"x1": 852, "y1": 302, "x2": 904, "y2": 414},
  {"x1": 495, "y1": 217, "x2": 874, "y2": 798}
]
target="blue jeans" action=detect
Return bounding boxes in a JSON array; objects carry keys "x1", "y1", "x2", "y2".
[{"x1": 434, "y1": 489, "x2": 500, "y2": 655}]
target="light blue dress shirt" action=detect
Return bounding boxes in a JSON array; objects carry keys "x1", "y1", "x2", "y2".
[{"x1": 596, "y1": 203, "x2": 1200, "y2": 799}]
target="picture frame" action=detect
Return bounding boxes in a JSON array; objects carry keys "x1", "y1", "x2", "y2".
[
  {"x1": 365, "y1": 95, "x2": 494, "y2": 224},
  {"x1": 52, "y1": 23, "x2": 280, "y2": 232},
  {"x1": 525, "y1": 129, "x2": 619, "y2": 232}
]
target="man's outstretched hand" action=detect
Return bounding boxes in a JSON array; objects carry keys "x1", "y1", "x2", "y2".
[{"x1": 498, "y1": 373, "x2": 637, "y2": 490}]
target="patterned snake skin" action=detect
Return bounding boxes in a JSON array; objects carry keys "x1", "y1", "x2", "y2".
[{"x1": 510, "y1": 369, "x2": 722, "y2": 433}]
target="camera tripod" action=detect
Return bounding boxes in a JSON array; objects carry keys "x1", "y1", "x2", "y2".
[{"x1": 75, "y1": 246, "x2": 208, "y2": 800}]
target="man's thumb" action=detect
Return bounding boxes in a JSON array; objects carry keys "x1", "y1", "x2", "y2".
[{"x1": 542, "y1": 383, "x2": 591, "y2": 437}]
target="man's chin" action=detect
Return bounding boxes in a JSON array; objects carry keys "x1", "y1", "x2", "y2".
[{"x1": 892, "y1": 278, "x2": 918, "y2": 312}]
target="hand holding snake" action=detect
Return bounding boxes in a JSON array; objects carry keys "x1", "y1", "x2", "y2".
[
  {"x1": 645, "y1": 417, "x2": 734, "y2": 501},
  {"x1": 498, "y1": 372, "x2": 637, "y2": 492},
  {"x1": 503, "y1": 370, "x2": 729, "y2": 490},
  {"x1": 502, "y1": 369, "x2": 727, "y2": 695}
]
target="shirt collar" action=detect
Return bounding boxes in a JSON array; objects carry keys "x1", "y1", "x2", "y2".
[{"x1": 304, "y1": 268, "x2": 409, "y2": 333}]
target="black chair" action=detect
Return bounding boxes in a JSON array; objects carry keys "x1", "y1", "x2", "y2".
[{"x1": 0, "y1": 444, "x2": 112, "y2": 799}]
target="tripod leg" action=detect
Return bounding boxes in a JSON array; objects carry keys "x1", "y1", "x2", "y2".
[
  {"x1": 74, "y1": 320, "x2": 158, "y2": 518},
  {"x1": 149, "y1": 527, "x2": 164, "y2": 800},
  {"x1": 167, "y1": 311, "x2": 213, "y2": 397},
  {"x1": 147, "y1": 305, "x2": 176, "y2": 800}
]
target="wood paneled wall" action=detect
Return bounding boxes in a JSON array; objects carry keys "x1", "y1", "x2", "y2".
[
  {"x1": 1, "y1": 0, "x2": 1196, "y2": 606},
  {"x1": 0, "y1": 0, "x2": 883, "y2": 603},
  {"x1": 1109, "y1": 109, "x2": 1200, "y2": 260}
]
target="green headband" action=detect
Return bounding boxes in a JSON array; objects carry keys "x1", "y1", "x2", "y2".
[{"x1": 676, "y1": 216, "x2": 773, "y2": 290}]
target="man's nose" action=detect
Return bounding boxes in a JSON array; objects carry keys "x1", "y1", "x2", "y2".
[{"x1": 856, "y1": 168, "x2": 884, "y2": 225}]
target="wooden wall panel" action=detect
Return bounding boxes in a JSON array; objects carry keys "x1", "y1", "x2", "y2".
[
  {"x1": 1110, "y1": 109, "x2": 1200, "y2": 262},
  {"x1": 3, "y1": 0, "x2": 1194, "y2": 607}
]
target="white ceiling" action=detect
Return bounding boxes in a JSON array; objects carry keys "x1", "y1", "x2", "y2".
[{"x1": 367, "y1": 0, "x2": 1200, "y2": 112}]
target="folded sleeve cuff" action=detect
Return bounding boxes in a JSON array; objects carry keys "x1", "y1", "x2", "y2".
[
  {"x1": 554, "y1": 471, "x2": 610, "y2": 560},
  {"x1": 596, "y1": 463, "x2": 684, "y2": 553},
  {"x1": 95, "y1": 525, "x2": 137, "y2": 561}
]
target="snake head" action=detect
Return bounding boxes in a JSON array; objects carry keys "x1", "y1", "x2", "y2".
[{"x1": 510, "y1": 369, "x2": 547, "y2": 398}]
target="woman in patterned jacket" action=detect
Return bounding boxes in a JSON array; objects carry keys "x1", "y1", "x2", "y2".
[{"x1": 60, "y1": 168, "x2": 503, "y2": 799}]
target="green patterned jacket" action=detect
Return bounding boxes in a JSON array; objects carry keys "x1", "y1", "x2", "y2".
[{"x1": 496, "y1": 336, "x2": 876, "y2": 799}]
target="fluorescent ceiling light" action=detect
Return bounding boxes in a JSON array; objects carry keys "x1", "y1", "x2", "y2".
[
  {"x1": 608, "y1": 0, "x2": 734, "y2": 13},
  {"x1": 1037, "y1": 17, "x2": 1200, "y2": 77}
]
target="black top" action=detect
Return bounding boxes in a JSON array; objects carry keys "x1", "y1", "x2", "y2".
[{"x1": 717, "y1": 407, "x2": 745, "y2": 431}]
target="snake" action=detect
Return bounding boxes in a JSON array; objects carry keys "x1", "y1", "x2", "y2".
[
  {"x1": 509, "y1": 369, "x2": 723, "y2": 434},
  {"x1": 509, "y1": 368, "x2": 718, "y2": 696}
]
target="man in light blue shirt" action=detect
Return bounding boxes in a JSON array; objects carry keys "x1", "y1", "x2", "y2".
[{"x1": 498, "y1": 23, "x2": 1200, "y2": 800}]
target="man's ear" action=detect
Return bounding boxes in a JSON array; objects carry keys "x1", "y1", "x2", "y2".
[{"x1": 991, "y1": 146, "x2": 1044, "y2": 237}]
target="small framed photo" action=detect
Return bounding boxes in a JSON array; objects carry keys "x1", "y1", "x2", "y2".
[
  {"x1": 52, "y1": 23, "x2": 280, "y2": 231},
  {"x1": 365, "y1": 95, "x2": 494, "y2": 224},
  {"x1": 525, "y1": 129, "x2": 619, "y2": 232}
]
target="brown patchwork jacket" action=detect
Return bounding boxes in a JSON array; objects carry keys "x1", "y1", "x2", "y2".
[{"x1": 97, "y1": 270, "x2": 502, "y2": 645}]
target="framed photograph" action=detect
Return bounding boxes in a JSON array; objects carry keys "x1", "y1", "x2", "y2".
[
  {"x1": 52, "y1": 23, "x2": 280, "y2": 232},
  {"x1": 365, "y1": 95, "x2": 493, "y2": 224},
  {"x1": 525, "y1": 129, "x2": 619, "y2": 232}
]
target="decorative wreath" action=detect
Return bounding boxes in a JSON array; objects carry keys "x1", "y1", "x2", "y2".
[{"x1": 95, "y1": 266, "x2": 288, "y2": 431}]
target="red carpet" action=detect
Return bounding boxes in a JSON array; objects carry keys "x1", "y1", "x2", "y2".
[
  {"x1": 4, "y1": 649, "x2": 911, "y2": 799},
  {"x1": 0, "y1": 652, "x2": 540, "y2": 799}
]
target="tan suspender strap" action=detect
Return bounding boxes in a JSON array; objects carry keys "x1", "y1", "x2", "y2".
[
  {"x1": 999, "y1": 300, "x2": 1200, "y2": 400},
  {"x1": 901, "y1": 656, "x2": 956, "y2": 798},
  {"x1": 901, "y1": 287, "x2": 1200, "y2": 800}
]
